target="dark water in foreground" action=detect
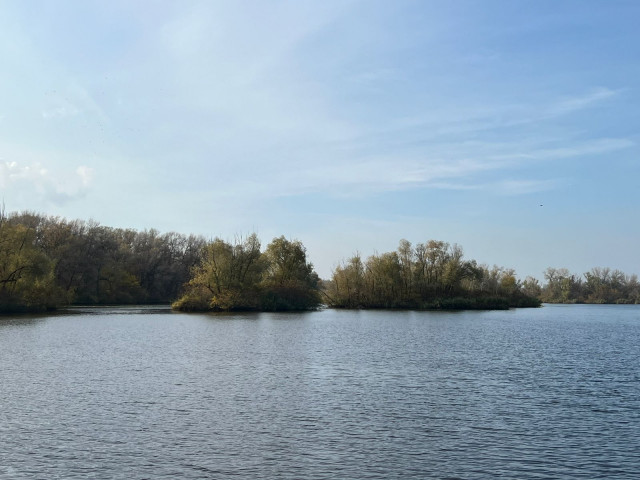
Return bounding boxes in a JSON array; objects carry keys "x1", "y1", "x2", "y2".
[{"x1": 1, "y1": 305, "x2": 639, "y2": 479}]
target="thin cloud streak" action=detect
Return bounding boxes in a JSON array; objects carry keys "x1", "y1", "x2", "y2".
[
  {"x1": 201, "y1": 135, "x2": 633, "y2": 200},
  {"x1": 335, "y1": 87, "x2": 623, "y2": 152}
]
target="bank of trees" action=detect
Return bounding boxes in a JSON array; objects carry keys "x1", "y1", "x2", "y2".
[
  {"x1": 1, "y1": 211, "x2": 204, "y2": 311},
  {"x1": 0, "y1": 211, "x2": 539, "y2": 313},
  {"x1": 0, "y1": 216, "x2": 66, "y2": 312},
  {"x1": 172, "y1": 235, "x2": 321, "y2": 311},
  {"x1": 540, "y1": 267, "x2": 640, "y2": 304},
  {"x1": 4, "y1": 210, "x2": 638, "y2": 313},
  {"x1": 325, "y1": 240, "x2": 540, "y2": 309},
  {"x1": 0, "y1": 211, "x2": 321, "y2": 313}
]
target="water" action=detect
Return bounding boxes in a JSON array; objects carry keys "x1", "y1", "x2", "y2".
[{"x1": 1, "y1": 304, "x2": 639, "y2": 479}]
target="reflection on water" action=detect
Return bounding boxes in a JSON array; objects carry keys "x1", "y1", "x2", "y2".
[
  {"x1": 1, "y1": 305, "x2": 639, "y2": 479},
  {"x1": 65, "y1": 305, "x2": 175, "y2": 315}
]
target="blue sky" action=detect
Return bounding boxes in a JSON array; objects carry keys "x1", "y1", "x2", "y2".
[{"x1": 1, "y1": 0, "x2": 638, "y2": 279}]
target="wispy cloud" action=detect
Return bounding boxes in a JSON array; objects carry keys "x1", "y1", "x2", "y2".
[
  {"x1": 490, "y1": 179, "x2": 563, "y2": 196},
  {"x1": 42, "y1": 103, "x2": 80, "y2": 119},
  {"x1": 151, "y1": 1, "x2": 357, "y2": 142},
  {"x1": 548, "y1": 87, "x2": 619, "y2": 116},
  {"x1": 0, "y1": 160, "x2": 94, "y2": 205},
  {"x1": 363, "y1": 87, "x2": 623, "y2": 145},
  {"x1": 41, "y1": 83, "x2": 109, "y2": 123},
  {"x1": 6, "y1": 1, "x2": 623, "y2": 209},
  {"x1": 225, "y1": 134, "x2": 634, "y2": 199},
  {"x1": 486, "y1": 138, "x2": 635, "y2": 163},
  {"x1": 415, "y1": 178, "x2": 562, "y2": 195}
]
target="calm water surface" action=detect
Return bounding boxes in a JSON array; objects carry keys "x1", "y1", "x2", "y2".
[{"x1": 1, "y1": 305, "x2": 639, "y2": 479}]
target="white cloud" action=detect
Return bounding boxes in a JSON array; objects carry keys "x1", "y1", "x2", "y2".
[
  {"x1": 0, "y1": 160, "x2": 94, "y2": 205},
  {"x1": 0, "y1": 161, "x2": 47, "y2": 186},
  {"x1": 76, "y1": 166, "x2": 94, "y2": 187}
]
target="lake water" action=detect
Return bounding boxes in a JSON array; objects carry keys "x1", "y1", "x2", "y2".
[{"x1": 1, "y1": 304, "x2": 639, "y2": 479}]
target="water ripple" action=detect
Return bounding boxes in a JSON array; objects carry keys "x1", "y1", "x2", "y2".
[{"x1": 1, "y1": 305, "x2": 639, "y2": 478}]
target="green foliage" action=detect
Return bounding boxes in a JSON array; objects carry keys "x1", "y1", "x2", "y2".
[
  {"x1": 328, "y1": 255, "x2": 365, "y2": 308},
  {"x1": 178, "y1": 234, "x2": 264, "y2": 311},
  {"x1": 522, "y1": 276, "x2": 542, "y2": 299},
  {"x1": 172, "y1": 235, "x2": 321, "y2": 312},
  {"x1": 327, "y1": 239, "x2": 540, "y2": 310},
  {"x1": 0, "y1": 220, "x2": 66, "y2": 312},
  {"x1": 5, "y1": 209, "x2": 636, "y2": 312},
  {"x1": 2, "y1": 212, "x2": 322, "y2": 313},
  {"x1": 540, "y1": 266, "x2": 640, "y2": 304},
  {"x1": 171, "y1": 285, "x2": 214, "y2": 312},
  {"x1": 260, "y1": 236, "x2": 321, "y2": 310},
  {"x1": 1, "y1": 211, "x2": 205, "y2": 311},
  {"x1": 364, "y1": 252, "x2": 402, "y2": 307}
]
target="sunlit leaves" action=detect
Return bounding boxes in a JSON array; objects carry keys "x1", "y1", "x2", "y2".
[{"x1": 173, "y1": 234, "x2": 321, "y2": 311}]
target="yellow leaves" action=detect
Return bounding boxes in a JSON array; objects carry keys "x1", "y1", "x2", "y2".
[{"x1": 0, "y1": 222, "x2": 63, "y2": 311}]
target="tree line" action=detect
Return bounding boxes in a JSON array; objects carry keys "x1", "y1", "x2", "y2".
[
  {"x1": 0, "y1": 211, "x2": 204, "y2": 312},
  {"x1": 0, "y1": 211, "x2": 321, "y2": 313},
  {"x1": 2, "y1": 210, "x2": 638, "y2": 313},
  {"x1": 533, "y1": 267, "x2": 640, "y2": 304},
  {"x1": 325, "y1": 240, "x2": 541, "y2": 310}
]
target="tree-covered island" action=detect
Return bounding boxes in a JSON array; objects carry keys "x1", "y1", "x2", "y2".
[
  {"x1": 325, "y1": 240, "x2": 540, "y2": 310},
  {"x1": 2, "y1": 210, "x2": 638, "y2": 314},
  {"x1": 172, "y1": 234, "x2": 321, "y2": 312}
]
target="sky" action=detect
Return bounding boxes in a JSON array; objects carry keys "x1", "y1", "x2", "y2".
[{"x1": 1, "y1": 0, "x2": 638, "y2": 280}]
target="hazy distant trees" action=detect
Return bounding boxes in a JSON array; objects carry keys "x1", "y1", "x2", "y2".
[
  {"x1": 327, "y1": 241, "x2": 640, "y2": 307},
  {"x1": 540, "y1": 266, "x2": 640, "y2": 304},
  {"x1": 521, "y1": 276, "x2": 542, "y2": 299},
  {"x1": 326, "y1": 239, "x2": 539, "y2": 309}
]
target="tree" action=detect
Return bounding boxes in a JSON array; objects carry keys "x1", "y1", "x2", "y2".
[
  {"x1": 541, "y1": 267, "x2": 582, "y2": 303},
  {"x1": 328, "y1": 254, "x2": 365, "y2": 308},
  {"x1": 327, "y1": 238, "x2": 540, "y2": 310},
  {"x1": 173, "y1": 234, "x2": 263, "y2": 311},
  {"x1": 260, "y1": 236, "x2": 321, "y2": 311},
  {"x1": 364, "y1": 252, "x2": 402, "y2": 307},
  {"x1": 499, "y1": 268, "x2": 519, "y2": 296},
  {"x1": 522, "y1": 276, "x2": 542, "y2": 298},
  {"x1": 397, "y1": 239, "x2": 414, "y2": 300},
  {"x1": 0, "y1": 219, "x2": 65, "y2": 312}
]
